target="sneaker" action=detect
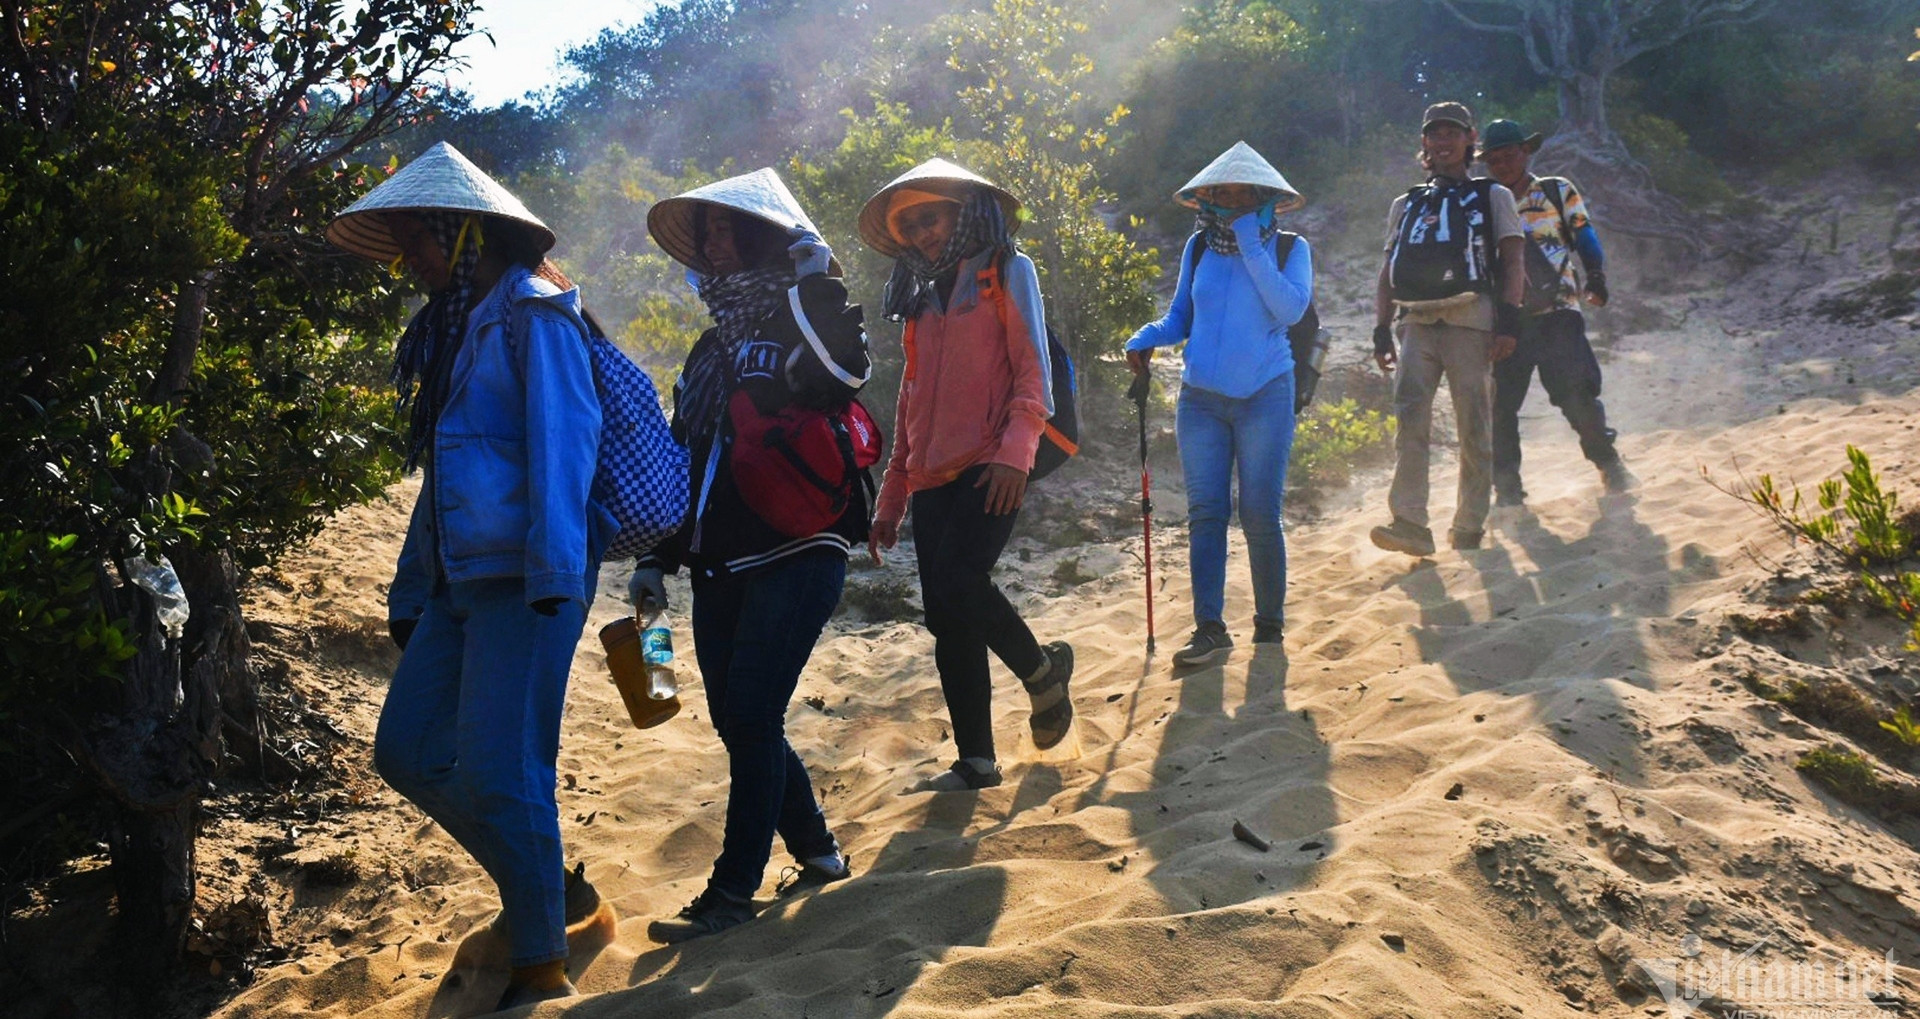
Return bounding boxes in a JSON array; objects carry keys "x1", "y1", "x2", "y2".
[
  {"x1": 1251, "y1": 620, "x2": 1284, "y2": 645},
  {"x1": 1369, "y1": 518, "x2": 1436, "y2": 557},
  {"x1": 1172, "y1": 621, "x2": 1233, "y2": 667},
  {"x1": 647, "y1": 886, "x2": 755, "y2": 944},
  {"x1": 913, "y1": 757, "x2": 1003, "y2": 792},
  {"x1": 1450, "y1": 529, "x2": 1483, "y2": 550},
  {"x1": 1023, "y1": 641, "x2": 1075, "y2": 750},
  {"x1": 775, "y1": 852, "x2": 852, "y2": 897},
  {"x1": 1599, "y1": 458, "x2": 1637, "y2": 493}
]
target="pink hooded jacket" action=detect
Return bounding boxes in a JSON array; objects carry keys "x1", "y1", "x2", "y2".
[{"x1": 873, "y1": 250, "x2": 1051, "y2": 527}]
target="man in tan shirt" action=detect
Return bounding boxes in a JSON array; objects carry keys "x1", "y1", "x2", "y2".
[{"x1": 1370, "y1": 101, "x2": 1526, "y2": 556}]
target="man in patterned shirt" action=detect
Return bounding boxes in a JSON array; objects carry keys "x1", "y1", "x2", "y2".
[{"x1": 1480, "y1": 119, "x2": 1634, "y2": 503}]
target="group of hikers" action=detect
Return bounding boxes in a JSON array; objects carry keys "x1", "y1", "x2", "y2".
[{"x1": 320, "y1": 98, "x2": 1631, "y2": 1010}]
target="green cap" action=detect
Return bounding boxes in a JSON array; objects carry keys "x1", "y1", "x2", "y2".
[
  {"x1": 1421, "y1": 101, "x2": 1475, "y2": 132},
  {"x1": 1481, "y1": 119, "x2": 1544, "y2": 153}
]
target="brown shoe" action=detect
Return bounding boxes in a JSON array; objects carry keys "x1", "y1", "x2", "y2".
[{"x1": 1369, "y1": 518, "x2": 1436, "y2": 557}]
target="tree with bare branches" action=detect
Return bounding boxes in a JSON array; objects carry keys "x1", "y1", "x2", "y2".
[{"x1": 1431, "y1": 0, "x2": 1772, "y2": 232}]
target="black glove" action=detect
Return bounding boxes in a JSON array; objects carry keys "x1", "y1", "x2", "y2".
[
  {"x1": 1372, "y1": 323, "x2": 1395, "y2": 357},
  {"x1": 531, "y1": 597, "x2": 564, "y2": 617},
  {"x1": 1494, "y1": 303, "x2": 1525, "y2": 338},
  {"x1": 1586, "y1": 271, "x2": 1609, "y2": 305},
  {"x1": 388, "y1": 617, "x2": 417, "y2": 651}
]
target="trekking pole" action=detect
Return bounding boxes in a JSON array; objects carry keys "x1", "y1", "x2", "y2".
[{"x1": 1128, "y1": 372, "x2": 1155, "y2": 654}]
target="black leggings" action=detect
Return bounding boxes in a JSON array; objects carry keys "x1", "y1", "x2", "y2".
[{"x1": 912, "y1": 467, "x2": 1046, "y2": 762}]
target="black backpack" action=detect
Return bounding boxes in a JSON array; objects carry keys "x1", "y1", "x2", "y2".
[
  {"x1": 1387, "y1": 177, "x2": 1498, "y2": 304},
  {"x1": 1184, "y1": 230, "x2": 1329, "y2": 412}
]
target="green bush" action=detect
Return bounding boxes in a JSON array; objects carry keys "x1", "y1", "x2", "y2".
[{"x1": 1290, "y1": 398, "x2": 1394, "y2": 494}]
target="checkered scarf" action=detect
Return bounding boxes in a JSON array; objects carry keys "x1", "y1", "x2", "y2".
[
  {"x1": 881, "y1": 188, "x2": 1012, "y2": 321},
  {"x1": 391, "y1": 211, "x2": 483, "y2": 472},
  {"x1": 1195, "y1": 200, "x2": 1280, "y2": 256},
  {"x1": 676, "y1": 264, "x2": 796, "y2": 448}
]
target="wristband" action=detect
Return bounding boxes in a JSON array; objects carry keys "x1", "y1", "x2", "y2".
[
  {"x1": 1372, "y1": 323, "x2": 1395, "y2": 357},
  {"x1": 1495, "y1": 303, "x2": 1524, "y2": 338}
]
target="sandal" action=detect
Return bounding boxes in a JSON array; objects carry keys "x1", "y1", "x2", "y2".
[
  {"x1": 913, "y1": 757, "x2": 1003, "y2": 792},
  {"x1": 1023, "y1": 641, "x2": 1075, "y2": 749}
]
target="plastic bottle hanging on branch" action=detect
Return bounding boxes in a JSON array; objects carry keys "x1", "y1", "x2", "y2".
[
  {"x1": 600, "y1": 600, "x2": 682, "y2": 729},
  {"x1": 123, "y1": 555, "x2": 190, "y2": 640}
]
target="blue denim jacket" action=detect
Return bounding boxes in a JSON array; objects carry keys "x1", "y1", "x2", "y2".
[
  {"x1": 388, "y1": 267, "x2": 613, "y2": 620},
  {"x1": 1125, "y1": 216, "x2": 1313, "y2": 399}
]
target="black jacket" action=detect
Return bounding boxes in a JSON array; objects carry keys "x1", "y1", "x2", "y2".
[{"x1": 644, "y1": 275, "x2": 873, "y2": 581}]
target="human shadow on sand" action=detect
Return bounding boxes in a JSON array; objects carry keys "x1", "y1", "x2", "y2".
[{"x1": 1393, "y1": 493, "x2": 1673, "y2": 785}]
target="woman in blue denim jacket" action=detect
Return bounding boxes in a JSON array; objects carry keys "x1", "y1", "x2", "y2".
[
  {"x1": 327, "y1": 142, "x2": 613, "y2": 1010},
  {"x1": 1124, "y1": 142, "x2": 1312, "y2": 667}
]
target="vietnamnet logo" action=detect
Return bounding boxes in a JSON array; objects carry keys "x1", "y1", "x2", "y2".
[{"x1": 1632, "y1": 933, "x2": 1900, "y2": 1019}]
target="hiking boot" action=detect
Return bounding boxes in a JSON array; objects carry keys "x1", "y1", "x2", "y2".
[
  {"x1": 492, "y1": 970, "x2": 575, "y2": 1012},
  {"x1": 775, "y1": 852, "x2": 852, "y2": 897},
  {"x1": 1172, "y1": 620, "x2": 1233, "y2": 667},
  {"x1": 1023, "y1": 641, "x2": 1075, "y2": 750},
  {"x1": 1450, "y1": 529, "x2": 1483, "y2": 550},
  {"x1": 1599, "y1": 457, "x2": 1637, "y2": 493},
  {"x1": 478, "y1": 861, "x2": 608, "y2": 947},
  {"x1": 648, "y1": 886, "x2": 755, "y2": 945},
  {"x1": 1369, "y1": 518, "x2": 1436, "y2": 557},
  {"x1": 913, "y1": 757, "x2": 1003, "y2": 792},
  {"x1": 1251, "y1": 619, "x2": 1284, "y2": 646}
]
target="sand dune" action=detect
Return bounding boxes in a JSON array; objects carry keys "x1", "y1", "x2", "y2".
[{"x1": 209, "y1": 276, "x2": 1920, "y2": 1018}]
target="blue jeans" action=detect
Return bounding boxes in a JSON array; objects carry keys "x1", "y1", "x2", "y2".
[
  {"x1": 691, "y1": 550, "x2": 844, "y2": 900},
  {"x1": 1176, "y1": 371, "x2": 1296, "y2": 629},
  {"x1": 375, "y1": 577, "x2": 589, "y2": 967}
]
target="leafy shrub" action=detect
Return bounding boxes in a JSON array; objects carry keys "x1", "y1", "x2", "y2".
[{"x1": 1290, "y1": 398, "x2": 1394, "y2": 494}]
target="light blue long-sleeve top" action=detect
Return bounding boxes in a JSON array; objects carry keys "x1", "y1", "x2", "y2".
[{"x1": 1125, "y1": 214, "x2": 1313, "y2": 399}]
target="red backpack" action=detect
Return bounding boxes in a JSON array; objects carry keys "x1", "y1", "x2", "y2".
[{"x1": 727, "y1": 390, "x2": 881, "y2": 538}]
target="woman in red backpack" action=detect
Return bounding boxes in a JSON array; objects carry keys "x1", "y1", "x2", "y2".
[
  {"x1": 860, "y1": 159, "x2": 1074, "y2": 792},
  {"x1": 632, "y1": 168, "x2": 870, "y2": 941}
]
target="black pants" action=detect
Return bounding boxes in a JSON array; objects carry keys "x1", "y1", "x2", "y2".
[
  {"x1": 912, "y1": 466, "x2": 1046, "y2": 763},
  {"x1": 1493, "y1": 309, "x2": 1618, "y2": 487}
]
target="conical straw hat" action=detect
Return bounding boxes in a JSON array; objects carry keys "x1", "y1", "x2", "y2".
[
  {"x1": 326, "y1": 141, "x2": 555, "y2": 262},
  {"x1": 647, "y1": 167, "x2": 841, "y2": 277},
  {"x1": 856, "y1": 158, "x2": 1023, "y2": 258},
  {"x1": 1174, "y1": 141, "x2": 1304, "y2": 213}
]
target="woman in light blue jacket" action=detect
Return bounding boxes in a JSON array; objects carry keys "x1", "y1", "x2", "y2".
[
  {"x1": 327, "y1": 142, "x2": 613, "y2": 1010},
  {"x1": 1124, "y1": 142, "x2": 1311, "y2": 667}
]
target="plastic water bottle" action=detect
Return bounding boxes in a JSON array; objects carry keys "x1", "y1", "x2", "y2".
[
  {"x1": 123, "y1": 555, "x2": 190, "y2": 640},
  {"x1": 639, "y1": 605, "x2": 679, "y2": 702},
  {"x1": 598, "y1": 605, "x2": 682, "y2": 729}
]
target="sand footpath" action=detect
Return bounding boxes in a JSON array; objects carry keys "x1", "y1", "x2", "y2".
[{"x1": 201, "y1": 255, "x2": 1920, "y2": 1018}]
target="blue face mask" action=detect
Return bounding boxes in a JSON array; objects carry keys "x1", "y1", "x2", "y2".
[{"x1": 1197, "y1": 196, "x2": 1280, "y2": 227}]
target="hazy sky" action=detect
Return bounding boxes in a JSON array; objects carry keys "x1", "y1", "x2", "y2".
[{"x1": 446, "y1": 0, "x2": 661, "y2": 107}]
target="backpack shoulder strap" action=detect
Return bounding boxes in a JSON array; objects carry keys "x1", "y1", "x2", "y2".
[
  {"x1": 1274, "y1": 230, "x2": 1298, "y2": 269},
  {"x1": 1185, "y1": 230, "x2": 1205, "y2": 278},
  {"x1": 901, "y1": 316, "x2": 919, "y2": 383}
]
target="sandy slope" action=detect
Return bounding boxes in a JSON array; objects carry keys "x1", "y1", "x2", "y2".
[{"x1": 205, "y1": 253, "x2": 1920, "y2": 1017}]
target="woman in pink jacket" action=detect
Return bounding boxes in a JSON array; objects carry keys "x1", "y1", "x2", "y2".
[{"x1": 860, "y1": 159, "x2": 1074, "y2": 792}]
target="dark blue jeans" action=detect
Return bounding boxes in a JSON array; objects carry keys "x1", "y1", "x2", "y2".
[
  {"x1": 1493, "y1": 309, "x2": 1618, "y2": 484},
  {"x1": 690, "y1": 549, "x2": 845, "y2": 899}
]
